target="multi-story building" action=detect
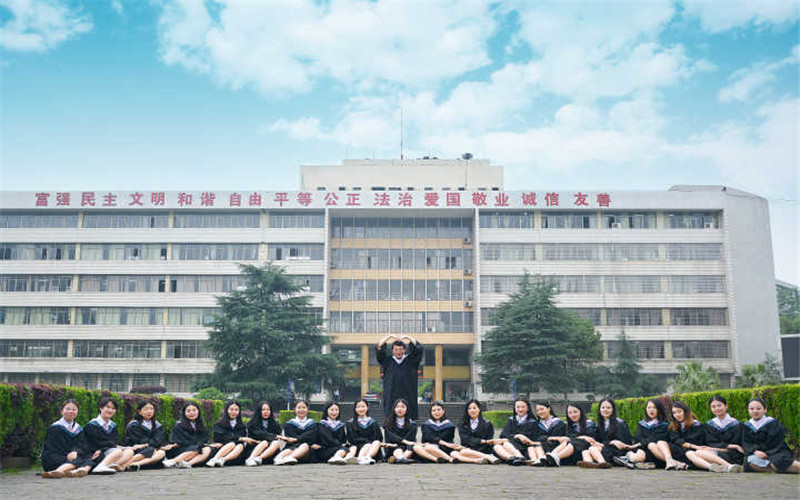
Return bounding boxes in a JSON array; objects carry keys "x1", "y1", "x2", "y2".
[{"x1": 0, "y1": 159, "x2": 783, "y2": 400}]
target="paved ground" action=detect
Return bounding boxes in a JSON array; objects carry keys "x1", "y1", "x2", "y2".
[{"x1": 1, "y1": 464, "x2": 798, "y2": 499}]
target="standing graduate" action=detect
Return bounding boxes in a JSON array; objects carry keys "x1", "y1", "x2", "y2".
[
  {"x1": 123, "y1": 399, "x2": 167, "y2": 471},
  {"x1": 245, "y1": 401, "x2": 283, "y2": 466},
  {"x1": 415, "y1": 401, "x2": 459, "y2": 464},
  {"x1": 614, "y1": 398, "x2": 669, "y2": 470},
  {"x1": 532, "y1": 401, "x2": 571, "y2": 467},
  {"x1": 565, "y1": 404, "x2": 610, "y2": 469},
  {"x1": 274, "y1": 400, "x2": 319, "y2": 465},
  {"x1": 207, "y1": 400, "x2": 248, "y2": 467},
  {"x1": 84, "y1": 396, "x2": 135, "y2": 474},
  {"x1": 376, "y1": 334, "x2": 424, "y2": 420},
  {"x1": 497, "y1": 398, "x2": 539, "y2": 465},
  {"x1": 741, "y1": 398, "x2": 800, "y2": 474},
  {"x1": 696, "y1": 395, "x2": 745, "y2": 473},
  {"x1": 454, "y1": 399, "x2": 501, "y2": 464},
  {"x1": 383, "y1": 399, "x2": 418, "y2": 464},
  {"x1": 41, "y1": 399, "x2": 94, "y2": 478},
  {"x1": 318, "y1": 402, "x2": 357, "y2": 465},
  {"x1": 345, "y1": 399, "x2": 383, "y2": 465},
  {"x1": 162, "y1": 402, "x2": 212, "y2": 469},
  {"x1": 594, "y1": 398, "x2": 638, "y2": 465}
]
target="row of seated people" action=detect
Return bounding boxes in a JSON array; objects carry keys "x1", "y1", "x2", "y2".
[{"x1": 41, "y1": 394, "x2": 799, "y2": 478}]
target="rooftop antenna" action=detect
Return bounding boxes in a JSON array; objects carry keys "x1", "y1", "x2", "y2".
[{"x1": 400, "y1": 108, "x2": 404, "y2": 160}]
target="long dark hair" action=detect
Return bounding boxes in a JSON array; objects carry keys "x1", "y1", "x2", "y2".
[
  {"x1": 216, "y1": 400, "x2": 241, "y2": 427},
  {"x1": 669, "y1": 401, "x2": 697, "y2": 432},
  {"x1": 251, "y1": 401, "x2": 278, "y2": 428},
  {"x1": 513, "y1": 398, "x2": 534, "y2": 420},
  {"x1": 596, "y1": 398, "x2": 618, "y2": 436},
  {"x1": 179, "y1": 402, "x2": 206, "y2": 433},
  {"x1": 134, "y1": 399, "x2": 157, "y2": 423},
  {"x1": 352, "y1": 398, "x2": 371, "y2": 419},
  {"x1": 644, "y1": 398, "x2": 668, "y2": 422},
  {"x1": 385, "y1": 398, "x2": 410, "y2": 428},
  {"x1": 323, "y1": 402, "x2": 341, "y2": 421},
  {"x1": 535, "y1": 401, "x2": 557, "y2": 418},
  {"x1": 566, "y1": 403, "x2": 588, "y2": 434},
  {"x1": 460, "y1": 399, "x2": 486, "y2": 427},
  {"x1": 429, "y1": 400, "x2": 447, "y2": 422}
]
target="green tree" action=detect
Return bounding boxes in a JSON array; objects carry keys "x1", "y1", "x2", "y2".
[
  {"x1": 778, "y1": 283, "x2": 800, "y2": 335},
  {"x1": 672, "y1": 361, "x2": 720, "y2": 393},
  {"x1": 737, "y1": 353, "x2": 784, "y2": 388},
  {"x1": 594, "y1": 332, "x2": 665, "y2": 398},
  {"x1": 195, "y1": 387, "x2": 226, "y2": 401},
  {"x1": 201, "y1": 264, "x2": 343, "y2": 402},
  {"x1": 476, "y1": 275, "x2": 602, "y2": 398}
]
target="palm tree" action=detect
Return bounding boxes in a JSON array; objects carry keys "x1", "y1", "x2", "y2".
[{"x1": 672, "y1": 361, "x2": 720, "y2": 393}]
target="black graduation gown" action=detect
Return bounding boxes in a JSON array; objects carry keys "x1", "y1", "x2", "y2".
[
  {"x1": 377, "y1": 342, "x2": 424, "y2": 420},
  {"x1": 458, "y1": 419, "x2": 495, "y2": 455},
  {"x1": 212, "y1": 419, "x2": 248, "y2": 465},
  {"x1": 635, "y1": 419, "x2": 669, "y2": 464},
  {"x1": 741, "y1": 417, "x2": 795, "y2": 472},
  {"x1": 499, "y1": 416, "x2": 540, "y2": 454},
  {"x1": 421, "y1": 419, "x2": 457, "y2": 454},
  {"x1": 595, "y1": 418, "x2": 633, "y2": 463},
  {"x1": 247, "y1": 417, "x2": 282, "y2": 442},
  {"x1": 167, "y1": 421, "x2": 209, "y2": 458},
  {"x1": 705, "y1": 417, "x2": 744, "y2": 465},
  {"x1": 84, "y1": 419, "x2": 120, "y2": 454},
  {"x1": 537, "y1": 418, "x2": 568, "y2": 453},
  {"x1": 41, "y1": 421, "x2": 95, "y2": 471},
  {"x1": 667, "y1": 421, "x2": 705, "y2": 462},
  {"x1": 283, "y1": 419, "x2": 319, "y2": 462},
  {"x1": 565, "y1": 419, "x2": 596, "y2": 465},
  {"x1": 317, "y1": 420, "x2": 349, "y2": 462},
  {"x1": 123, "y1": 419, "x2": 166, "y2": 459},
  {"x1": 383, "y1": 420, "x2": 418, "y2": 452},
  {"x1": 346, "y1": 418, "x2": 382, "y2": 452}
]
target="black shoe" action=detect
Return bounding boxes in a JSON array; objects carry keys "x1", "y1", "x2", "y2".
[
  {"x1": 437, "y1": 457, "x2": 448, "y2": 464},
  {"x1": 544, "y1": 454, "x2": 556, "y2": 467},
  {"x1": 510, "y1": 457, "x2": 524, "y2": 466},
  {"x1": 613, "y1": 456, "x2": 635, "y2": 469}
]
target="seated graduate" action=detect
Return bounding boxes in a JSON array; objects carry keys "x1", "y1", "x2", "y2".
[
  {"x1": 415, "y1": 401, "x2": 459, "y2": 464},
  {"x1": 274, "y1": 400, "x2": 319, "y2": 465},
  {"x1": 84, "y1": 396, "x2": 135, "y2": 474},
  {"x1": 245, "y1": 401, "x2": 284, "y2": 466},
  {"x1": 496, "y1": 398, "x2": 539, "y2": 466},
  {"x1": 666, "y1": 401, "x2": 705, "y2": 471},
  {"x1": 207, "y1": 400, "x2": 248, "y2": 467},
  {"x1": 383, "y1": 399, "x2": 418, "y2": 464},
  {"x1": 345, "y1": 398, "x2": 382, "y2": 465},
  {"x1": 162, "y1": 402, "x2": 212, "y2": 469},
  {"x1": 531, "y1": 401, "x2": 571, "y2": 467},
  {"x1": 593, "y1": 398, "x2": 639, "y2": 466},
  {"x1": 614, "y1": 398, "x2": 669, "y2": 470},
  {"x1": 565, "y1": 403, "x2": 609, "y2": 469},
  {"x1": 454, "y1": 399, "x2": 501, "y2": 464},
  {"x1": 318, "y1": 402, "x2": 357, "y2": 465},
  {"x1": 741, "y1": 397, "x2": 800, "y2": 474},
  {"x1": 123, "y1": 399, "x2": 167, "y2": 471},
  {"x1": 41, "y1": 399, "x2": 94, "y2": 478},
  {"x1": 696, "y1": 395, "x2": 745, "y2": 473}
]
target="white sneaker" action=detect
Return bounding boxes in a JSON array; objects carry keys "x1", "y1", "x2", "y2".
[
  {"x1": 254, "y1": 457, "x2": 263, "y2": 466},
  {"x1": 91, "y1": 464, "x2": 116, "y2": 475},
  {"x1": 283, "y1": 457, "x2": 298, "y2": 465},
  {"x1": 345, "y1": 455, "x2": 358, "y2": 465},
  {"x1": 176, "y1": 461, "x2": 192, "y2": 469},
  {"x1": 217, "y1": 458, "x2": 226, "y2": 467},
  {"x1": 488, "y1": 455, "x2": 501, "y2": 464},
  {"x1": 205, "y1": 458, "x2": 217, "y2": 467},
  {"x1": 369, "y1": 458, "x2": 376, "y2": 465},
  {"x1": 162, "y1": 459, "x2": 176, "y2": 468},
  {"x1": 357, "y1": 457, "x2": 370, "y2": 465},
  {"x1": 328, "y1": 456, "x2": 346, "y2": 465},
  {"x1": 245, "y1": 458, "x2": 257, "y2": 467},
  {"x1": 273, "y1": 456, "x2": 285, "y2": 466}
]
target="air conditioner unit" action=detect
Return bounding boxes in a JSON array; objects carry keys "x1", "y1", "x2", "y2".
[
  {"x1": 464, "y1": 301, "x2": 473, "y2": 308},
  {"x1": 426, "y1": 326, "x2": 437, "y2": 333},
  {"x1": 703, "y1": 222, "x2": 715, "y2": 229},
  {"x1": 464, "y1": 269, "x2": 473, "y2": 276},
  {"x1": 611, "y1": 222, "x2": 623, "y2": 229},
  {"x1": 329, "y1": 261, "x2": 337, "y2": 269},
  {"x1": 463, "y1": 237, "x2": 472, "y2": 244}
]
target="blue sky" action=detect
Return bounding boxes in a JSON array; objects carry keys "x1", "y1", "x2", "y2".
[{"x1": 1, "y1": 0, "x2": 798, "y2": 282}]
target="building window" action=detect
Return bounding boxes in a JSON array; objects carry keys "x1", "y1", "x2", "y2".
[
  {"x1": 81, "y1": 243, "x2": 166, "y2": 260},
  {"x1": 666, "y1": 212, "x2": 720, "y2": 229},
  {"x1": 174, "y1": 212, "x2": 260, "y2": 228},
  {"x1": 666, "y1": 244, "x2": 723, "y2": 261},
  {"x1": 606, "y1": 308, "x2": 663, "y2": 326},
  {"x1": 1, "y1": 212, "x2": 79, "y2": 228},
  {"x1": 601, "y1": 212, "x2": 656, "y2": 229},
  {"x1": 670, "y1": 308, "x2": 728, "y2": 326},
  {"x1": 0, "y1": 340, "x2": 69, "y2": 358},
  {"x1": 79, "y1": 275, "x2": 163, "y2": 293},
  {"x1": 0, "y1": 243, "x2": 76, "y2": 260},
  {"x1": 172, "y1": 244, "x2": 258, "y2": 261},
  {"x1": 269, "y1": 211, "x2": 324, "y2": 228},
  {"x1": 328, "y1": 311, "x2": 471, "y2": 333},
  {"x1": 603, "y1": 276, "x2": 661, "y2": 293},
  {"x1": 167, "y1": 341, "x2": 212, "y2": 359},
  {"x1": 542, "y1": 212, "x2": 597, "y2": 229},
  {"x1": 0, "y1": 307, "x2": 71, "y2": 325},
  {"x1": 606, "y1": 341, "x2": 665, "y2": 359},
  {"x1": 481, "y1": 243, "x2": 535, "y2": 261},
  {"x1": 83, "y1": 213, "x2": 169, "y2": 228},
  {"x1": 70, "y1": 373, "x2": 99, "y2": 389},
  {"x1": 541, "y1": 244, "x2": 600, "y2": 261},
  {"x1": 268, "y1": 244, "x2": 324, "y2": 261},
  {"x1": 73, "y1": 341, "x2": 162, "y2": 358},
  {"x1": 562, "y1": 308, "x2": 602, "y2": 326},
  {"x1": 603, "y1": 244, "x2": 660, "y2": 261},
  {"x1": 0, "y1": 275, "x2": 73, "y2": 292},
  {"x1": 165, "y1": 374, "x2": 197, "y2": 393},
  {"x1": 479, "y1": 211, "x2": 534, "y2": 229},
  {"x1": 172, "y1": 275, "x2": 247, "y2": 293},
  {"x1": 672, "y1": 341, "x2": 729, "y2": 359},
  {"x1": 167, "y1": 308, "x2": 220, "y2": 326},
  {"x1": 331, "y1": 217, "x2": 472, "y2": 239},
  {"x1": 668, "y1": 276, "x2": 726, "y2": 293},
  {"x1": 76, "y1": 308, "x2": 162, "y2": 326}
]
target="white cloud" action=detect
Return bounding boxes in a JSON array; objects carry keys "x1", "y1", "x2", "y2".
[
  {"x1": 719, "y1": 45, "x2": 799, "y2": 103},
  {"x1": 682, "y1": 0, "x2": 799, "y2": 32},
  {"x1": 111, "y1": 0, "x2": 123, "y2": 17},
  {"x1": 155, "y1": 0, "x2": 495, "y2": 95},
  {"x1": 0, "y1": 0, "x2": 92, "y2": 52}
]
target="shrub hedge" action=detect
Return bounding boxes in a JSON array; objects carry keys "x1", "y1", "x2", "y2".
[
  {"x1": 278, "y1": 410, "x2": 323, "y2": 425},
  {"x1": 0, "y1": 383, "x2": 223, "y2": 461},
  {"x1": 589, "y1": 384, "x2": 799, "y2": 452},
  {"x1": 483, "y1": 410, "x2": 512, "y2": 431}
]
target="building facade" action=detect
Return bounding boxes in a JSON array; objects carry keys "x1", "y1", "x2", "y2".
[{"x1": 0, "y1": 159, "x2": 783, "y2": 400}]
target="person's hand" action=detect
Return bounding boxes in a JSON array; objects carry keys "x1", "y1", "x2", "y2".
[
  {"x1": 91, "y1": 450, "x2": 101, "y2": 460},
  {"x1": 729, "y1": 444, "x2": 745, "y2": 454},
  {"x1": 66, "y1": 451, "x2": 77, "y2": 461},
  {"x1": 211, "y1": 443, "x2": 223, "y2": 448},
  {"x1": 311, "y1": 444, "x2": 321, "y2": 450},
  {"x1": 754, "y1": 450, "x2": 767, "y2": 459},
  {"x1": 284, "y1": 437, "x2": 297, "y2": 443}
]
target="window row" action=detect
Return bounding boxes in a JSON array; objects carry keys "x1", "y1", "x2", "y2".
[
  {"x1": 329, "y1": 311, "x2": 474, "y2": 333},
  {"x1": 0, "y1": 274, "x2": 74, "y2": 292},
  {"x1": 72, "y1": 340, "x2": 211, "y2": 359},
  {"x1": 1, "y1": 213, "x2": 80, "y2": 228},
  {"x1": 269, "y1": 212, "x2": 325, "y2": 229},
  {"x1": 0, "y1": 211, "x2": 327, "y2": 229},
  {"x1": 480, "y1": 275, "x2": 725, "y2": 294},
  {"x1": 480, "y1": 307, "x2": 728, "y2": 326},
  {"x1": 481, "y1": 243, "x2": 722, "y2": 261},
  {"x1": 1, "y1": 372, "x2": 199, "y2": 393},
  {"x1": 334, "y1": 347, "x2": 473, "y2": 366},
  {"x1": 330, "y1": 217, "x2": 473, "y2": 239},
  {"x1": 329, "y1": 279, "x2": 474, "y2": 301},
  {"x1": 268, "y1": 244, "x2": 324, "y2": 261},
  {"x1": 605, "y1": 340, "x2": 729, "y2": 359},
  {"x1": 479, "y1": 211, "x2": 719, "y2": 229},
  {"x1": 0, "y1": 307, "x2": 221, "y2": 326},
  {"x1": 330, "y1": 248, "x2": 473, "y2": 270}
]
